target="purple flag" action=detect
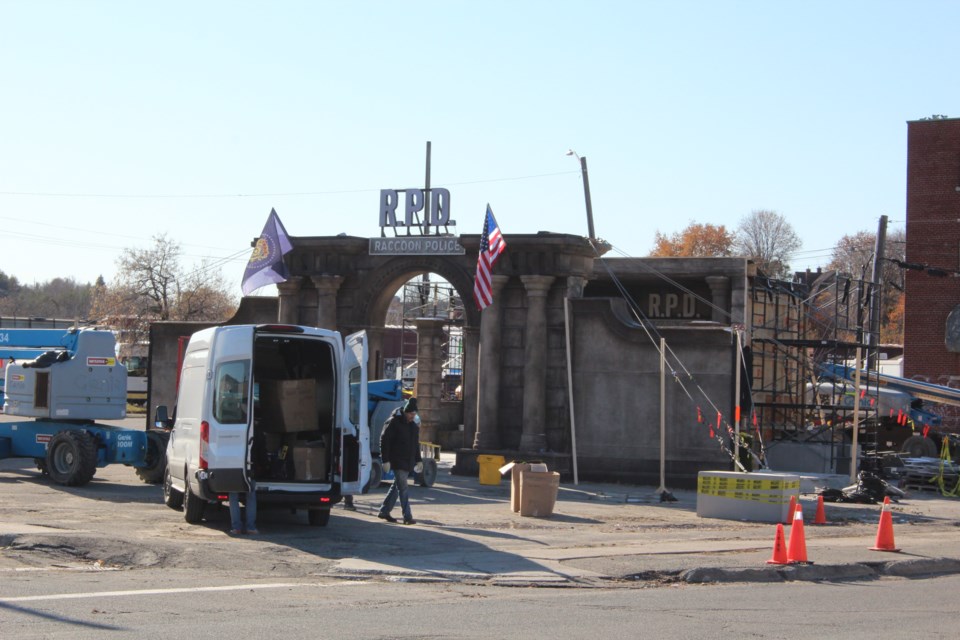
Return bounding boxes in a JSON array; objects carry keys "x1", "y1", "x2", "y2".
[{"x1": 241, "y1": 208, "x2": 293, "y2": 296}]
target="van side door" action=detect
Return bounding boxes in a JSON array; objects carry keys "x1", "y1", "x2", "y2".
[{"x1": 339, "y1": 331, "x2": 369, "y2": 495}]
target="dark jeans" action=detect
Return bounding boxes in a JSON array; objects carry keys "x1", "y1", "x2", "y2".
[{"x1": 379, "y1": 469, "x2": 412, "y2": 521}]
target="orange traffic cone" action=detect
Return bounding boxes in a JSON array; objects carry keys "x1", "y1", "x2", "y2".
[
  {"x1": 785, "y1": 495, "x2": 797, "y2": 524},
  {"x1": 786, "y1": 503, "x2": 809, "y2": 563},
  {"x1": 870, "y1": 496, "x2": 901, "y2": 552},
  {"x1": 813, "y1": 495, "x2": 827, "y2": 525},
  {"x1": 766, "y1": 523, "x2": 790, "y2": 565}
]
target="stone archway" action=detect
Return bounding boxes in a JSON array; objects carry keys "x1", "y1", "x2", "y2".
[
  {"x1": 348, "y1": 257, "x2": 478, "y2": 445},
  {"x1": 272, "y1": 233, "x2": 600, "y2": 455}
]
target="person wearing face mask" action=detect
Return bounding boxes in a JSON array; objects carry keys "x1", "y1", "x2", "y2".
[{"x1": 377, "y1": 397, "x2": 423, "y2": 525}]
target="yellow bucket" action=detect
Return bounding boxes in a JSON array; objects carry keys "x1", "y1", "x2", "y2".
[{"x1": 477, "y1": 454, "x2": 506, "y2": 485}]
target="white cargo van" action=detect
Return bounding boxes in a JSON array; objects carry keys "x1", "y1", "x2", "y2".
[{"x1": 156, "y1": 324, "x2": 369, "y2": 527}]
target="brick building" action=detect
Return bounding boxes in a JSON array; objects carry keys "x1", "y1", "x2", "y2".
[{"x1": 904, "y1": 117, "x2": 960, "y2": 384}]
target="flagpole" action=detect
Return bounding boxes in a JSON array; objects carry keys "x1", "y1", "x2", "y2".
[
  {"x1": 474, "y1": 341, "x2": 482, "y2": 448},
  {"x1": 564, "y1": 297, "x2": 579, "y2": 485}
]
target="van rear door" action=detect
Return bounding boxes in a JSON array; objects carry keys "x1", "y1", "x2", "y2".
[
  {"x1": 339, "y1": 331, "x2": 369, "y2": 495},
  {"x1": 205, "y1": 326, "x2": 255, "y2": 492}
]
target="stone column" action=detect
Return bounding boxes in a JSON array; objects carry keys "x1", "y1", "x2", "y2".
[
  {"x1": 706, "y1": 276, "x2": 731, "y2": 323},
  {"x1": 310, "y1": 275, "x2": 343, "y2": 330},
  {"x1": 461, "y1": 325, "x2": 480, "y2": 448},
  {"x1": 519, "y1": 275, "x2": 555, "y2": 452},
  {"x1": 566, "y1": 275, "x2": 587, "y2": 299},
  {"x1": 276, "y1": 277, "x2": 303, "y2": 324},
  {"x1": 414, "y1": 317, "x2": 446, "y2": 444},
  {"x1": 473, "y1": 275, "x2": 509, "y2": 450}
]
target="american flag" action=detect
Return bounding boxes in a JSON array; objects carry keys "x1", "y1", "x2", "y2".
[{"x1": 473, "y1": 205, "x2": 506, "y2": 310}]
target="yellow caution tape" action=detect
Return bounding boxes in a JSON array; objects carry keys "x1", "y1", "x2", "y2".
[{"x1": 938, "y1": 437, "x2": 960, "y2": 498}]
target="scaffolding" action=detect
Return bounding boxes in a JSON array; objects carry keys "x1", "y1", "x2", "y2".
[
  {"x1": 399, "y1": 276, "x2": 465, "y2": 400},
  {"x1": 749, "y1": 271, "x2": 883, "y2": 468}
]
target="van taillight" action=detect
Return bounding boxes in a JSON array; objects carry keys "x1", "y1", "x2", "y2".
[
  {"x1": 199, "y1": 420, "x2": 209, "y2": 470},
  {"x1": 320, "y1": 497, "x2": 331, "y2": 503}
]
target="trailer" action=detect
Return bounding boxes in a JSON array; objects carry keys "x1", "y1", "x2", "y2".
[{"x1": 0, "y1": 328, "x2": 167, "y2": 486}]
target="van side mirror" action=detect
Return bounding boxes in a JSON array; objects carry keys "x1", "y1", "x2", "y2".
[{"x1": 154, "y1": 405, "x2": 173, "y2": 430}]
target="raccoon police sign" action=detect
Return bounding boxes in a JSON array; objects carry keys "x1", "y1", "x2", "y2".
[{"x1": 373, "y1": 187, "x2": 464, "y2": 255}]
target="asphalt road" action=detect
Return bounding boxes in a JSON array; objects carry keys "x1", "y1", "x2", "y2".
[{"x1": 3, "y1": 570, "x2": 959, "y2": 639}]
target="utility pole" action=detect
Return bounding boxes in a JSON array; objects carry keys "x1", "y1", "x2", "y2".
[
  {"x1": 566, "y1": 150, "x2": 596, "y2": 241},
  {"x1": 867, "y1": 215, "x2": 888, "y2": 371},
  {"x1": 578, "y1": 156, "x2": 596, "y2": 241}
]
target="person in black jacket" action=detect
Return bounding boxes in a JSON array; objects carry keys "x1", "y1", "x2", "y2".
[{"x1": 377, "y1": 397, "x2": 423, "y2": 525}]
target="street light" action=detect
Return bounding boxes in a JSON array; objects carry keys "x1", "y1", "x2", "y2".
[{"x1": 566, "y1": 149, "x2": 596, "y2": 241}]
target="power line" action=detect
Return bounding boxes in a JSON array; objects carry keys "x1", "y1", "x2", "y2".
[{"x1": 0, "y1": 171, "x2": 578, "y2": 200}]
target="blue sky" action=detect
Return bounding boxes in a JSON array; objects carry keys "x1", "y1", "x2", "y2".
[{"x1": 2, "y1": 1, "x2": 957, "y2": 293}]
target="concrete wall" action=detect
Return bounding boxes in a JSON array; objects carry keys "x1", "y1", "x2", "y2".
[{"x1": 568, "y1": 298, "x2": 734, "y2": 486}]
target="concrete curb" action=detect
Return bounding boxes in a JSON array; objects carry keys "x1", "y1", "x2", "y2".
[
  {"x1": 327, "y1": 556, "x2": 960, "y2": 588},
  {"x1": 680, "y1": 557, "x2": 960, "y2": 584}
]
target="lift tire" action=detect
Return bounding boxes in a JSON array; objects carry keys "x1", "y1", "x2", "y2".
[
  {"x1": 135, "y1": 431, "x2": 168, "y2": 485},
  {"x1": 901, "y1": 435, "x2": 938, "y2": 459},
  {"x1": 183, "y1": 484, "x2": 206, "y2": 523},
  {"x1": 45, "y1": 430, "x2": 98, "y2": 486},
  {"x1": 366, "y1": 459, "x2": 383, "y2": 492},
  {"x1": 308, "y1": 508, "x2": 331, "y2": 527},
  {"x1": 163, "y1": 467, "x2": 184, "y2": 510},
  {"x1": 417, "y1": 458, "x2": 438, "y2": 488}
]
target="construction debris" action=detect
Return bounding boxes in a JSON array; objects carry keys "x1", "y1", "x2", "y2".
[{"x1": 818, "y1": 472, "x2": 905, "y2": 504}]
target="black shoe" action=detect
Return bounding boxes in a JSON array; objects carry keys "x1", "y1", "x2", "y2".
[
  {"x1": 343, "y1": 503, "x2": 357, "y2": 511},
  {"x1": 403, "y1": 518, "x2": 416, "y2": 525},
  {"x1": 378, "y1": 513, "x2": 398, "y2": 523}
]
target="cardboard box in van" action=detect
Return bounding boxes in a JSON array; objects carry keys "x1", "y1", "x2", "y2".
[
  {"x1": 259, "y1": 379, "x2": 317, "y2": 432},
  {"x1": 292, "y1": 444, "x2": 327, "y2": 481}
]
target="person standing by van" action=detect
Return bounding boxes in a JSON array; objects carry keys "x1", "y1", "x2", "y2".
[
  {"x1": 377, "y1": 397, "x2": 423, "y2": 525},
  {"x1": 228, "y1": 482, "x2": 258, "y2": 535}
]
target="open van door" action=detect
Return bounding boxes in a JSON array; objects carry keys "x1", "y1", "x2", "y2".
[{"x1": 340, "y1": 331, "x2": 370, "y2": 495}]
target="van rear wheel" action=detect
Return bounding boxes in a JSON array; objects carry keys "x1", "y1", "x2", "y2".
[{"x1": 308, "y1": 508, "x2": 331, "y2": 526}]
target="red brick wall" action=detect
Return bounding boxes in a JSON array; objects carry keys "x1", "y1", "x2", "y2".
[{"x1": 904, "y1": 119, "x2": 960, "y2": 383}]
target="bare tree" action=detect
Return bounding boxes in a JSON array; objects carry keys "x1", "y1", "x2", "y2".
[
  {"x1": 90, "y1": 234, "x2": 237, "y2": 343},
  {"x1": 734, "y1": 210, "x2": 801, "y2": 279},
  {"x1": 828, "y1": 228, "x2": 906, "y2": 344}
]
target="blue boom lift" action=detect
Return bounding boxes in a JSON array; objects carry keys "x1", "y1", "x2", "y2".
[{"x1": 0, "y1": 328, "x2": 168, "y2": 486}]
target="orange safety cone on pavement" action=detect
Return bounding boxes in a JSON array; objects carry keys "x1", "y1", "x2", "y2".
[
  {"x1": 786, "y1": 503, "x2": 809, "y2": 563},
  {"x1": 813, "y1": 495, "x2": 827, "y2": 525},
  {"x1": 785, "y1": 495, "x2": 797, "y2": 524},
  {"x1": 870, "y1": 496, "x2": 901, "y2": 552},
  {"x1": 766, "y1": 523, "x2": 790, "y2": 565}
]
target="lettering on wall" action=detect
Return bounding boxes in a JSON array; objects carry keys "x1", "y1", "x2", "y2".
[{"x1": 646, "y1": 292, "x2": 703, "y2": 319}]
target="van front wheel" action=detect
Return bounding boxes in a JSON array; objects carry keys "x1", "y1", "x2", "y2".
[
  {"x1": 183, "y1": 484, "x2": 205, "y2": 523},
  {"x1": 308, "y1": 508, "x2": 331, "y2": 526},
  {"x1": 163, "y1": 468, "x2": 184, "y2": 510}
]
